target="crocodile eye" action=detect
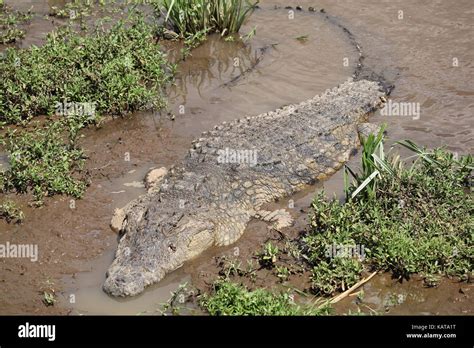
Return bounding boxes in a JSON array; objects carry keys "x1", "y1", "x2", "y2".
[{"x1": 168, "y1": 243, "x2": 177, "y2": 252}]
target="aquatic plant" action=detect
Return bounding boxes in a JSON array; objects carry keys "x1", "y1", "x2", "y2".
[
  {"x1": 0, "y1": 13, "x2": 175, "y2": 207},
  {"x1": 0, "y1": 15, "x2": 174, "y2": 125},
  {"x1": 181, "y1": 27, "x2": 209, "y2": 59},
  {"x1": 343, "y1": 125, "x2": 388, "y2": 199},
  {"x1": 200, "y1": 280, "x2": 331, "y2": 315},
  {"x1": 159, "y1": 0, "x2": 259, "y2": 37},
  {"x1": 304, "y1": 133, "x2": 473, "y2": 294},
  {"x1": 0, "y1": 3, "x2": 32, "y2": 44},
  {"x1": 48, "y1": 0, "x2": 130, "y2": 26},
  {"x1": 257, "y1": 242, "x2": 279, "y2": 269}
]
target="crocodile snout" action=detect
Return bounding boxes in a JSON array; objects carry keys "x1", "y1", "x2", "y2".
[{"x1": 103, "y1": 264, "x2": 165, "y2": 297}]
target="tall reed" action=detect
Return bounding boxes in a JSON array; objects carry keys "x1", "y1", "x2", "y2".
[{"x1": 160, "y1": 0, "x2": 258, "y2": 36}]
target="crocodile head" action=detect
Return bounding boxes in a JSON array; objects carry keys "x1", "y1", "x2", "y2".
[{"x1": 103, "y1": 210, "x2": 215, "y2": 297}]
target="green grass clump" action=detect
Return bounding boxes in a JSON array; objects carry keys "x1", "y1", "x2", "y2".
[
  {"x1": 159, "y1": 0, "x2": 258, "y2": 37},
  {"x1": 48, "y1": 0, "x2": 130, "y2": 27},
  {"x1": 257, "y1": 242, "x2": 279, "y2": 269},
  {"x1": 0, "y1": 3, "x2": 32, "y2": 44},
  {"x1": 0, "y1": 15, "x2": 174, "y2": 125},
  {"x1": 199, "y1": 280, "x2": 331, "y2": 316},
  {"x1": 49, "y1": 0, "x2": 94, "y2": 19},
  {"x1": 303, "y1": 133, "x2": 473, "y2": 295},
  {"x1": 0, "y1": 199, "x2": 24, "y2": 223},
  {"x1": 310, "y1": 257, "x2": 363, "y2": 295},
  {"x1": 0, "y1": 119, "x2": 87, "y2": 203}
]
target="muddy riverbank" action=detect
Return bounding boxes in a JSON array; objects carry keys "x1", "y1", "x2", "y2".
[{"x1": 0, "y1": 0, "x2": 472, "y2": 315}]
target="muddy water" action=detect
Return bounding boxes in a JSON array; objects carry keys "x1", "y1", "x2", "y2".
[
  {"x1": 265, "y1": 0, "x2": 474, "y2": 154},
  {"x1": 60, "y1": 248, "x2": 192, "y2": 315},
  {"x1": 1, "y1": 1, "x2": 472, "y2": 315}
]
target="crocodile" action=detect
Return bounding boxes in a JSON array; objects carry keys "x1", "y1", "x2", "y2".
[{"x1": 103, "y1": 78, "x2": 387, "y2": 297}]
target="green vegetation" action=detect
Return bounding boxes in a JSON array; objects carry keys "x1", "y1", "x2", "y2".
[
  {"x1": 200, "y1": 280, "x2": 331, "y2": 315},
  {"x1": 48, "y1": 0, "x2": 145, "y2": 17},
  {"x1": 159, "y1": 0, "x2": 259, "y2": 37},
  {"x1": 41, "y1": 278, "x2": 57, "y2": 306},
  {"x1": 217, "y1": 256, "x2": 257, "y2": 280},
  {"x1": 0, "y1": 16, "x2": 174, "y2": 125},
  {"x1": 48, "y1": 0, "x2": 135, "y2": 29},
  {"x1": 241, "y1": 25, "x2": 256, "y2": 42},
  {"x1": 0, "y1": 10, "x2": 175, "y2": 214},
  {"x1": 160, "y1": 283, "x2": 192, "y2": 315},
  {"x1": 49, "y1": 1, "x2": 92, "y2": 19},
  {"x1": 0, "y1": 199, "x2": 24, "y2": 223},
  {"x1": 0, "y1": 3, "x2": 32, "y2": 44},
  {"x1": 309, "y1": 256, "x2": 364, "y2": 295},
  {"x1": 180, "y1": 28, "x2": 208, "y2": 59},
  {"x1": 257, "y1": 242, "x2": 279, "y2": 268},
  {"x1": 0, "y1": 120, "x2": 87, "y2": 203},
  {"x1": 303, "y1": 130, "x2": 473, "y2": 295},
  {"x1": 196, "y1": 132, "x2": 472, "y2": 314},
  {"x1": 295, "y1": 34, "x2": 309, "y2": 42},
  {"x1": 343, "y1": 125, "x2": 389, "y2": 199},
  {"x1": 275, "y1": 266, "x2": 290, "y2": 282},
  {"x1": 42, "y1": 291, "x2": 56, "y2": 306}
]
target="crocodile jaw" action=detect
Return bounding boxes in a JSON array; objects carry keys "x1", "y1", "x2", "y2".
[
  {"x1": 103, "y1": 218, "x2": 215, "y2": 297},
  {"x1": 103, "y1": 263, "x2": 165, "y2": 297}
]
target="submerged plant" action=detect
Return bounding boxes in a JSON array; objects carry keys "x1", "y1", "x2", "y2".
[
  {"x1": 295, "y1": 34, "x2": 309, "y2": 42},
  {"x1": 42, "y1": 291, "x2": 56, "y2": 306},
  {"x1": 0, "y1": 3, "x2": 33, "y2": 44},
  {"x1": 241, "y1": 25, "x2": 256, "y2": 42},
  {"x1": 181, "y1": 27, "x2": 209, "y2": 59}
]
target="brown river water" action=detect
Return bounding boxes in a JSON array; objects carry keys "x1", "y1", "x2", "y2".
[{"x1": 0, "y1": 0, "x2": 472, "y2": 315}]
